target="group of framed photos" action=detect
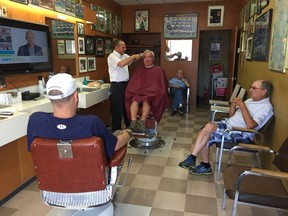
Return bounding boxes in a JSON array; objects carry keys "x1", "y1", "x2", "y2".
[
  {"x1": 163, "y1": 13, "x2": 198, "y2": 39},
  {"x1": 90, "y1": 4, "x2": 121, "y2": 36},
  {"x1": 79, "y1": 57, "x2": 96, "y2": 73},
  {"x1": 238, "y1": 0, "x2": 271, "y2": 63},
  {"x1": 76, "y1": 22, "x2": 112, "y2": 57},
  {"x1": 11, "y1": 0, "x2": 84, "y2": 19}
]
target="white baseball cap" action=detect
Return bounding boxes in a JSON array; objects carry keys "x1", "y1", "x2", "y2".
[{"x1": 46, "y1": 73, "x2": 77, "y2": 100}]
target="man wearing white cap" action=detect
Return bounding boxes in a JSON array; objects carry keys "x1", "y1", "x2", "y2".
[{"x1": 27, "y1": 73, "x2": 132, "y2": 160}]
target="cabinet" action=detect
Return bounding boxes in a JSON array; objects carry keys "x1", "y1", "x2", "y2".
[
  {"x1": 122, "y1": 33, "x2": 161, "y2": 72},
  {"x1": 78, "y1": 99, "x2": 111, "y2": 126},
  {"x1": 0, "y1": 136, "x2": 34, "y2": 203}
]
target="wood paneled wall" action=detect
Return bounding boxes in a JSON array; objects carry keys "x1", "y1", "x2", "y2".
[{"x1": 121, "y1": 1, "x2": 242, "y2": 107}]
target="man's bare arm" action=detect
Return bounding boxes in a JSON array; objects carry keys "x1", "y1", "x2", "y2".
[{"x1": 117, "y1": 54, "x2": 141, "y2": 68}]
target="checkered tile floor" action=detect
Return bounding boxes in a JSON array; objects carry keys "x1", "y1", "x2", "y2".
[{"x1": 0, "y1": 106, "x2": 282, "y2": 216}]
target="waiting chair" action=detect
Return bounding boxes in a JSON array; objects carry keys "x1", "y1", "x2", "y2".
[
  {"x1": 30, "y1": 137, "x2": 131, "y2": 215},
  {"x1": 168, "y1": 86, "x2": 190, "y2": 113},
  {"x1": 214, "y1": 115, "x2": 274, "y2": 180},
  {"x1": 210, "y1": 87, "x2": 246, "y2": 121},
  {"x1": 209, "y1": 84, "x2": 241, "y2": 107},
  {"x1": 222, "y1": 137, "x2": 288, "y2": 216}
]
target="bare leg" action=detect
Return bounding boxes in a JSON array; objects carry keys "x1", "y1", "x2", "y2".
[
  {"x1": 201, "y1": 147, "x2": 210, "y2": 163},
  {"x1": 191, "y1": 122, "x2": 217, "y2": 162},
  {"x1": 140, "y1": 101, "x2": 151, "y2": 122},
  {"x1": 130, "y1": 101, "x2": 139, "y2": 121}
]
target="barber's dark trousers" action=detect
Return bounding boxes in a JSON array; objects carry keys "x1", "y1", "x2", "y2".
[{"x1": 110, "y1": 82, "x2": 130, "y2": 132}]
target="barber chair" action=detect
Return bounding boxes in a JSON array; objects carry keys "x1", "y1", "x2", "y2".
[
  {"x1": 129, "y1": 113, "x2": 165, "y2": 149},
  {"x1": 30, "y1": 137, "x2": 131, "y2": 216}
]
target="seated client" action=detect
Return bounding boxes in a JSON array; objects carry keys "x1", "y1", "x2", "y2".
[
  {"x1": 27, "y1": 73, "x2": 132, "y2": 161},
  {"x1": 169, "y1": 69, "x2": 190, "y2": 116},
  {"x1": 125, "y1": 50, "x2": 168, "y2": 133}
]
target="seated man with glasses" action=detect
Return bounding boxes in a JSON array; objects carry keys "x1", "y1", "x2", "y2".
[
  {"x1": 179, "y1": 80, "x2": 273, "y2": 175},
  {"x1": 169, "y1": 69, "x2": 190, "y2": 116}
]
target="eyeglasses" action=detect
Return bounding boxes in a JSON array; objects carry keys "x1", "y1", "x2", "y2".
[{"x1": 250, "y1": 86, "x2": 263, "y2": 90}]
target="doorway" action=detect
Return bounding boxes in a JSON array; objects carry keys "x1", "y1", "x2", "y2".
[{"x1": 197, "y1": 30, "x2": 232, "y2": 105}]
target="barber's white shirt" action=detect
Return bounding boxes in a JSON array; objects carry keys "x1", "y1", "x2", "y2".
[
  {"x1": 226, "y1": 97, "x2": 273, "y2": 138},
  {"x1": 107, "y1": 50, "x2": 130, "y2": 82}
]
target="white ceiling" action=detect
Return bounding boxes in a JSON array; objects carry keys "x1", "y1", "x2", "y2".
[{"x1": 113, "y1": 0, "x2": 222, "y2": 6}]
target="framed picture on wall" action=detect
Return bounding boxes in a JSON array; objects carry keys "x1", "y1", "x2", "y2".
[
  {"x1": 117, "y1": 16, "x2": 122, "y2": 37},
  {"x1": 246, "y1": 36, "x2": 253, "y2": 60},
  {"x1": 11, "y1": 0, "x2": 28, "y2": 4},
  {"x1": 55, "y1": 0, "x2": 66, "y2": 13},
  {"x1": 111, "y1": 14, "x2": 117, "y2": 35},
  {"x1": 56, "y1": 40, "x2": 65, "y2": 55},
  {"x1": 135, "y1": 10, "x2": 149, "y2": 32},
  {"x1": 239, "y1": 31, "x2": 246, "y2": 53},
  {"x1": 40, "y1": 0, "x2": 54, "y2": 10},
  {"x1": 76, "y1": 22, "x2": 85, "y2": 35},
  {"x1": 208, "y1": 6, "x2": 224, "y2": 27},
  {"x1": 163, "y1": 13, "x2": 198, "y2": 39},
  {"x1": 105, "y1": 11, "x2": 111, "y2": 34},
  {"x1": 28, "y1": 0, "x2": 40, "y2": 6},
  {"x1": 96, "y1": 7, "x2": 106, "y2": 33},
  {"x1": 269, "y1": 0, "x2": 288, "y2": 73},
  {"x1": 51, "y1": 20, "x2": 74, "y2": 39},
  {"x1": 95, "y1": 36, "x2": 104, "y2": 57},
  {"x1": 79, "y1": 57, "x2": 87, "y2": 73},
  {"x1": 260, "y1": 0, "x2": 269, "y2": 10},
  {"x1": 252, "y1": 9, "x2": 272, "y2": 61},
  {"x1": 250, "y1": 0, "x2": 257, "y2": 18},
  {"x1": 85, "y1": 36, "x2": 95, "y2": 55},
  {"x1": 65, "y1": 0, "x2": 75, "y2": 17},
  {"x1": 87, "y1": 57, "x2": 96, "y2": 71},
  {"x1": 105, "y1": 37, "x2": 113, "y2": 54},
  {"x1": 65, "y1": 40, "x2": 75, "y2": 54},
  {"x1": 78, "y1": 36, "x2": 85, "y2": 54}
]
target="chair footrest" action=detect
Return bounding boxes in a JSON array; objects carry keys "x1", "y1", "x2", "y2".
[{"x1": 41, "y1": 186, "x2": 113, "y2": 209}]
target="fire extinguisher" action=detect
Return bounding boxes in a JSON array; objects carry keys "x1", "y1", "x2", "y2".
[{"x1": 203, "y1": 87, "x2": 208, "y2": 97}]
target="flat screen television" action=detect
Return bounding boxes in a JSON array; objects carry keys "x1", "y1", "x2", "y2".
[{"x1": 0, "y1": 17, "x2": 52, "y2": 75}]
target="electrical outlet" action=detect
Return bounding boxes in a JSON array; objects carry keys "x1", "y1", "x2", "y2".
[{"x1": 1, "y1": 6, "x2": 7, "y2": 17}]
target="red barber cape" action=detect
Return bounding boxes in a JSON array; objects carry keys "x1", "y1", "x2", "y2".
[{"x1": 125, "y1": 65, "x2": 168, "y2": 122}]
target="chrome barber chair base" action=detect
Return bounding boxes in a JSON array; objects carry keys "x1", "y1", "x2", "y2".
[
  {"x1": 129, "y1": 137, "x2": 165, "y2": 149},
  {"x1": 72, "y1": 202, "x2": 113, "y2": 216}
]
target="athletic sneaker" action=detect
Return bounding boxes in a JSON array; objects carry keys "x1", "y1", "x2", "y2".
[
  {"x1": 179, "y1": 155, "x2": 196, "y2": 169},
  {"x1": 171, "y1": 109, "x2": 177, "y2": 116},
  {"x1": 134, "y1": 120, "x2": 145, "y2": 133},
  {"x1": 128, "y1": 120, "x2": 137, "y2": 132},
  {"x1": 189, "y1": 162, "x2": 212, "y2": 175},
  {"x1": 178, "y1": 106, "x2": 184, "y2": 114}
]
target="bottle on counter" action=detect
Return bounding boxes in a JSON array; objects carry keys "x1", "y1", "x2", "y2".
[
  {"x1": 38, "y1": 76, "x2": 45, "y2": 95},
  {"x1": 82, "y1": 76, "x2": 88, "y2": 85}
]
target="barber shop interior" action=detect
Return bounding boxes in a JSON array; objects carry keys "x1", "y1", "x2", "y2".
[{"x1": 0, "y1": 0, "x2": 288, "y2": 215}]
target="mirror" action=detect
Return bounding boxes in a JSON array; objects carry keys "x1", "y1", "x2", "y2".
[{"x1": 166, "y1": 40, "x2": 192, "y2": 61}]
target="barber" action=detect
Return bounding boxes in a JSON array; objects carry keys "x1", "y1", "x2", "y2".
[{"x1": 107, "y1": 39, "x2": 142, "y2": 132}]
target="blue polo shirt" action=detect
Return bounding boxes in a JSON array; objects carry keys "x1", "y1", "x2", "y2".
[
  {"x1": 27, "y1": 112, "x2": 117, "y2": 160},
  {"x1": 169, "y1": 77, "x2": 187, "y2": 89}
]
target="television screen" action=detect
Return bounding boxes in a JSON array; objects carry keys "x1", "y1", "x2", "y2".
[{"x1": 0, "y1": 17, "x2": 52, "y2": 75}]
